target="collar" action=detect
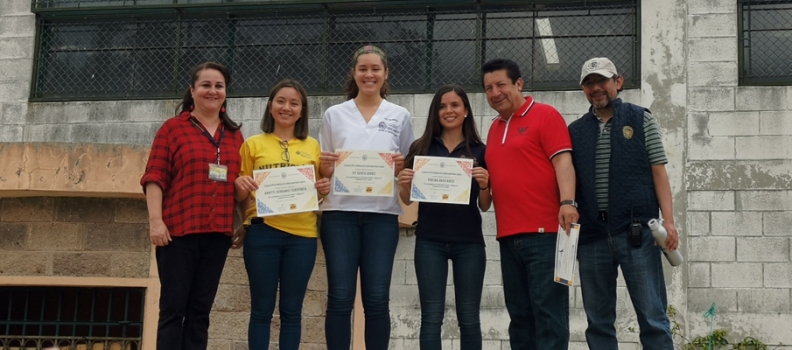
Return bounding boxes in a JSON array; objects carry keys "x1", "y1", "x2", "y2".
[
  {"x1": 178, "y1": 110, "x2": 192, "y2": 120},
  {"x1": 432, "y1": 135, "x2": 466, "y2": 153},
  {"x1": 493, "y1": 96, "x2": 534, "y2": 121}
]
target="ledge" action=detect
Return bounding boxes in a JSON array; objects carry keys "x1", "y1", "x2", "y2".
[{"x1": 0, "y1": 142, "x2": 149, "y2": 198}]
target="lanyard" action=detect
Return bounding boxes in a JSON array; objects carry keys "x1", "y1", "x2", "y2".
[{"x1": 189, "y1": 118, "x2": 225, "y2": 164}]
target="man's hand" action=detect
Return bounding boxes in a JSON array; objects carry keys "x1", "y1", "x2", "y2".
[
  {"x1": 558, "y1": 205, "x2": 579, "y2": 234},
  {"x1": 663, "y1": 221, "x2": 679, "y2": 251}
]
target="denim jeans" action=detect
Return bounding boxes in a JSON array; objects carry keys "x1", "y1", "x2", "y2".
[
  {"x1": 577, "y1": 227, "x2": 673, "y2": 350},
  {"x1": 243, "y1": 223, "x2": 317, "y2": 350},
  {"x1": 320, "y1": 211, "x2": 400, "y2": 350},
  {"x1": 414, "y1": 236, "x2": 486, "y2": 350},
  {"x1": 156, "y1": 233, "x2": 231, "y2": 350},
  {"x1": 499, "y1": 234, "x2": 569, "y2": 350}
]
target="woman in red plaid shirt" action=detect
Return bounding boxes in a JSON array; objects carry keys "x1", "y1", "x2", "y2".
[{"x1": 140, "y1": 62, "x2": 244, "y2": 350}]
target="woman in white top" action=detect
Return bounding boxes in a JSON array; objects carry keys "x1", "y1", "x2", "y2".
[{"x1": 319, "y1": 45, "x2": 414, "y2": 350}]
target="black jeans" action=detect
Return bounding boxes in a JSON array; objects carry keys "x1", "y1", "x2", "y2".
[{"x1": 155, "y1": 233, "x2": 231, "y2": 350}]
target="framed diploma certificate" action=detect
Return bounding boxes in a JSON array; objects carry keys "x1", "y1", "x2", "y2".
[
  {"x1": 332, "y1": 149, "x2": 395, "y2": 197},
  {"x1": 409, "y1": 156, "x2": 473, "y2": 205},
  {"x1": 253, "y1": 165, "x2": 318, "y2": 217}
]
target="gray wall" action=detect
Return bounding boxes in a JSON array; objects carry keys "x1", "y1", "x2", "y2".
[{"x1": 2, "y1": 0, "x2": 792, "y2": 348}]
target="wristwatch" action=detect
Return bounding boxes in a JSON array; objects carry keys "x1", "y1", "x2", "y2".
[{"x1": 560, "y1": 199, "x2": 578, "y2": 208}]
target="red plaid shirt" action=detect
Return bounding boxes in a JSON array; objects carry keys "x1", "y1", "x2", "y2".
[{"x1": 141, "y1": 111, "x2": 244, "y2": 237}]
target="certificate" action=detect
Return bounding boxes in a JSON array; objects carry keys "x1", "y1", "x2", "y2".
[
  {"x1": 554, "y1": 223, "x2": 581, "y2": 286},
  {"x1": 409, "y1": 156, "x2": 473, "y2": 205},
  {"x1": 253, "y1": 165, "x2": 318, "y2": 217},
  {"x1": 332, "y1": 149, "x2": 395, "y2": 197}
]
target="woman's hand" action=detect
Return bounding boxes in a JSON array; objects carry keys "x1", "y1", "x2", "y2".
[
  {"x1": 320, "y1": 152, "x2": 339, "y2": 177},
  {"x1": 149, "y1": 218, "x2": 172, "y2": 247},
  {"x1": 235, "y1": 175, "x2": 259, "y2": 194},
  {"x1": 472, "y1": 167, "x2": 489, "y2": 189},
  {"x1": 393, "y1": 152, "x2": 406, "y2": 176},
  {"x1": 397, "y1": 168, "x2": 414, "y2": 190},
  {"x1": 315, "y1": 178, "x2": 331, "y2": 196},
  {"x1": 231, "y1": 225, "x2": 246, "y2": 249}
]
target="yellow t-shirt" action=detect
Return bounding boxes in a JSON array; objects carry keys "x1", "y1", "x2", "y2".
[{"x1": 239, "y1": 133, "x2": 321, "y2": 238}]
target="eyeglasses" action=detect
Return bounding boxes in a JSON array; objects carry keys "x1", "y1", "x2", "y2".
[
  {"x1": 280, "y1": 140, "x2": 290, "y2": 163},
  {"x1": 581, "y1": 76, "x2": 614, "y2": 89}
]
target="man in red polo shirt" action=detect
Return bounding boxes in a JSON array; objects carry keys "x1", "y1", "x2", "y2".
[{"x1": 482, "y1": 58, "x2": 578, "y2": 350}]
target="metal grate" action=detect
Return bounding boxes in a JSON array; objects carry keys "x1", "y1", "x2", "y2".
[
  {"x1": 31, "y1": 1, "x2": 639, "y2": 101},
  {"x1": 0, "y1": 287, "x2": 144, "y2": 350},
  {"x1": 739, "y1": 0, "x2": 792, "y2": 85}
]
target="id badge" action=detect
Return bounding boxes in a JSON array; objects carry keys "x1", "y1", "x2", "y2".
[{"x1": 208, "y1": 163, "x2": 228, "y2": 182}]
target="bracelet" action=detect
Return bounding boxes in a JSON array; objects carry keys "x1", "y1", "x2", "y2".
[{"x1": 480, "y1": 186, "x2": 489, "y2": 191}]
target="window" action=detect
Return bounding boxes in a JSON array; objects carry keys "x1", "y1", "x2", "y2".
[
  {"x1": 31, "y1": 1, "x2": 639, "y2": 100},
  {"x1": 739, "y1": 0, "x2": 792, "y2": 85},
  {"x1": 0, "y1": 287, "x2": 145, "y2": 349}
]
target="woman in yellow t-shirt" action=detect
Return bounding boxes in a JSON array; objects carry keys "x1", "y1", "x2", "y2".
[{"x1": 233, "y1": 79, "x2": 330, "y2": 350}]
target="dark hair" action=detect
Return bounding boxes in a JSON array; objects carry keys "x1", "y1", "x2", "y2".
[
  {"x1": 405, "y1": 85, "x2": 483, "y2": 168},
  {"x1": 176, "y1": 62, "x2": 240, "y2": 131},
  {"x1": 261, "y1": 79, "x2": 310, "y2": 140},
  {"x1": 344, "y1": 45, "x2": 391, "y2": 100},
  {"x1": 480, "y1": 58, "x2": 522, "y2": 87}
]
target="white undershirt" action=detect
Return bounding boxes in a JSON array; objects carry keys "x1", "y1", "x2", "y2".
[{"x1": 319, "y1": 99, "x2": 415, "y2": 215}]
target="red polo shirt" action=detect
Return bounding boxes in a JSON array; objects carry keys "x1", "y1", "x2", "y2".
[{"x1": 485, "y1": 96, "x2": 572, "y2": 239}]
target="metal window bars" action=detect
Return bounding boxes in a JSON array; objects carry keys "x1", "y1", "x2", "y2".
[
  {"x1": 30, "y1": 1, "x2": 639, "y2": 101},
  {"x1": 739, "y1": 0, "x2": 792, "y2": 85},
  {"x1": 0, "y1": 287, "x2": 144, "y2": 350}
]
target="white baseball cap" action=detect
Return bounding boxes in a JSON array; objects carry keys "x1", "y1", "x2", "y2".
[{"x1": 579, "y1": 57, "x2": 619, "y2": 85}]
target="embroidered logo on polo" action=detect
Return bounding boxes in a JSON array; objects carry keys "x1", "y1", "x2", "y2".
[
  {"x1": 378, "y1": 118, "x2": 401, "y2": 137},
  {"x1": 623, "y1": 126, "x2": 634, "y2": 139},
  {"x1": 517, "y1": 126, "x2": 528, "y2": 134}
]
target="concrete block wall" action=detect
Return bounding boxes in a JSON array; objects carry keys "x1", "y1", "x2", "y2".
[
  {"x1": 3, "y1": 0, "x2": 792, "y2": 348},
  {"x1": 0, "y1": 0, "x2": 34, "y2": 142},
  {"x1": 685, "y1": 0, "x2": 792, "y2": 346},
  {"x1": 0, "y1": 197, "x2": 150, "y2": 278}
]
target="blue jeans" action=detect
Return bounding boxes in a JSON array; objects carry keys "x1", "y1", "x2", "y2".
[
  {"x1": 499, "y1": 234, "x2": 569, "y2": 350},
  {"x1": 320, "y1": 211, "x2": 400, "y2": 350},
  {"x1": 414, "y1": 237, "x2": 485, "y2": 350},
  {"x1": 243, "y1": 223, "x2": 317, "y2": 350},
  {"x1": 577, "y1": 227, "x2": 673, "y2": 350}
]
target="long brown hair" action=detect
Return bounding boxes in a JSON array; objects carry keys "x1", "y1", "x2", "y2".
[
  {"x1": 344, "y1": 45, "x2": 391, "y2": 100},
  {"x1": 260, "y1": 79, "x2": 310, "y2": 140},
  {"x1": 176, "y1": 62, "x2": 240, "y2": 131},
  {"x1": 405, "y1": 84, "x2": 483, "y2": 168}
]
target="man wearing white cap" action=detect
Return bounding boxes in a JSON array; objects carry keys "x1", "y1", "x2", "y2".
[{"x1": 568, "y1": 57, "x2": 678, "y2": 350}]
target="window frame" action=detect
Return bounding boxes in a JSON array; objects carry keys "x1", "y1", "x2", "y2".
[
  {"x1": 737, "y1": 0, "x2": 792, "y2": 86},
  {"x1": 30, "y1": 0, "x2": 640, "y2": 101}
]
